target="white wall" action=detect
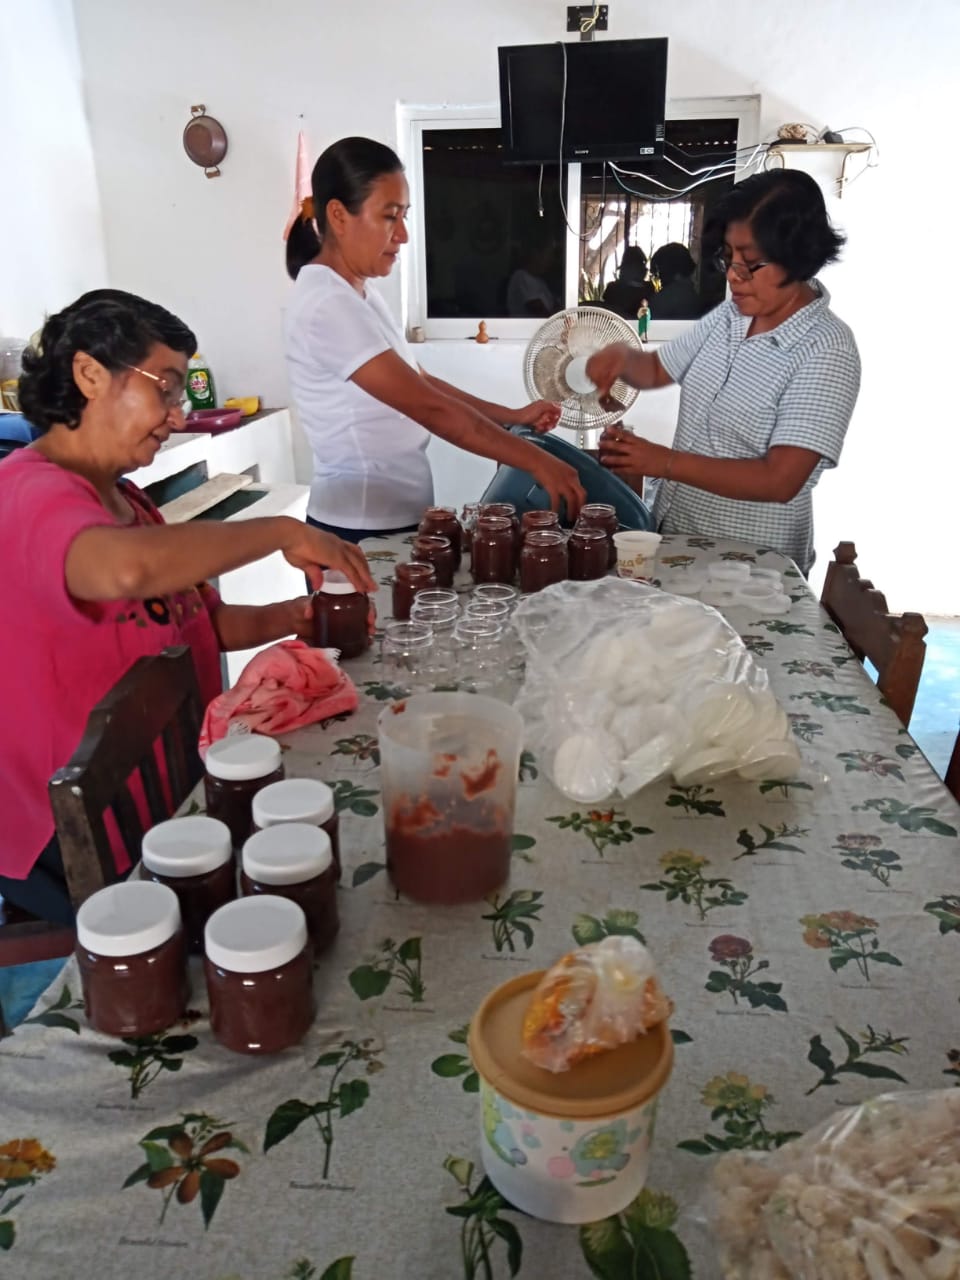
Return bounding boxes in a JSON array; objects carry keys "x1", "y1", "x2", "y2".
[
  {"x1": 71, "y1": 0, "x2": 959, "y2": 612},
  {"x1": 0, "y1": 0, "x2": 107, "y2": 339}
]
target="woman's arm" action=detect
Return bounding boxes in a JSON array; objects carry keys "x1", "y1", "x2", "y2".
[
  {"x1": 586, "y1": 344, "x2": 674, "y2": 395},
  {"x1": 419, "y1": 372, "x2": 559, "y2": 431},
  {"x1": 352, "y1": 350, "x2": 585, "y2": 516},
  {"x1": 599, "y1": 432, "x2": 821, "y2": 503},
  {"x1": 210, "y1": 597, "x2": 312, "y2": 652},
  {"x1": 64, "y1": 517, "x2": 376, "y2": 602}
]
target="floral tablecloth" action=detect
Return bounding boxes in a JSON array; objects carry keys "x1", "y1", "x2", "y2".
[{"x1": 3, "y1": 534, "x2": 959, "y2": 1280}]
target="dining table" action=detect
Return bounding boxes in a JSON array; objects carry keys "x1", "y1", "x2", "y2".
[{"x1": 2, "y1": 531, "x2": 958, "y2": 1280}]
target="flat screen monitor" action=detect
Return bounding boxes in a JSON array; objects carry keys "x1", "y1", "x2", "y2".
[{"x1": 498, "y1": 38, "x2": 668, "y2": 165}]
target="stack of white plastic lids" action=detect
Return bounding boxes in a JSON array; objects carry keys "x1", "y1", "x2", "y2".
[
  {"x1": 76, "y1": 881, "x2": 181, "y2": 956},
  {"x1": 318, "y1": 570, "x2": 361, "y2": 596},
  {"x1": 142, "y1": 816, "x2": 232, "y2": 877},
  {"x1": 205, "y1": 896, "x2": 307, "y2": 973},
  {"x1": 242, "y1": 822, "x2": 333, "y2": 884},
  {"x1": 699, "y1": 562, "x2": 791, "y2": 614},
  {"x1": 204, "y1": 733, "x2": 282, "y2": 780},
  {"x1": 253, "y1": 779, "x2": 335, "y2": 828}
]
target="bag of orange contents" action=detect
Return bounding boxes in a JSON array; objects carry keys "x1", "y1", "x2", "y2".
[
  {"x1": 521, "y1": 936, "x2": 673, "y2": 1073},
  {"x1": 708, "y1": 1089, "x2": 960, "y2": 1279}
]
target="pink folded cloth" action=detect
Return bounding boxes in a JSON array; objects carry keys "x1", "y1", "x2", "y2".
[{"x1": 199, "y1": 639, "x2": 358, "y2": 752}]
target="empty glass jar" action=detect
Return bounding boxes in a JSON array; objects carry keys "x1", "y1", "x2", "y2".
[{"x1": 381, "y1": 621, "x2": 437, "y2": 696}]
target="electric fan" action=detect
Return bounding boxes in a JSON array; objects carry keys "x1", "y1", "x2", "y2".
[{"x1": 522, "y1": 307, "x2": 642, "y2": 448}]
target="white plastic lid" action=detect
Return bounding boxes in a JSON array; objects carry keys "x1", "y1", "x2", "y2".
[
  {"x1": 252, "y1": 778, "x2": 335, "y2": 827},
  {"x1": 242, "y1": 822, "x2": 333, "y2": 885},
  {"x1": 141, "y1": 815, "x2": 232, "y2": 877},
  {"x1": 318, "y1": 571, "x2": 360, "y2": 596},
  {"x1": 204, "y1": 895, "x2": 308, "y2": 973},
  {"x1": 76, "y1": 881, "x2": 182, "y2": 957},
  {"x1": 205, "y1": 733, "x2": 282, "y2": 781}
]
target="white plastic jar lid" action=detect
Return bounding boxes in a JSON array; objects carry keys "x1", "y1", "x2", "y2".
[
  {"x1": 76, "y1": 881, "x2": 181, "y2": 957},
  {"x1": 205, "y1": 895, "x2": 308, "y2": 973},
  {"x1": 252, "y1": 778, "x2": 335, "y2": 828},
  {"x1": 204, "y1": 734, "x2": 282, "y2": 781},
  {"x1": 318, "y1": 571, "x2": 361, "y2": 596},
  {"x1": 707, "y1": 561, "x2": 751, "y2": 583},
  {"x1": 242, "y1": 822, "x2": 333, "y2": 885},
  {"x1": 142, "y1": 815, "x2": 232, "y2": 877}
]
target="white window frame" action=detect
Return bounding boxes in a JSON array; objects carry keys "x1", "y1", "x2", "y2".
[{"x1": 397, "y1": 94, "x2": 760, "y2": 343}]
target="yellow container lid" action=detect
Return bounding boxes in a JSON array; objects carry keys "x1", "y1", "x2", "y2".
[{"x1": 469, "y1": 970, "x2": 673, "y2": 1120}]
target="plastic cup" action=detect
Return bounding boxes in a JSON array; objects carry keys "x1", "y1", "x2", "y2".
[
  {"x1": 613, "y1": 531, "x2": 662, "y2": 581},
  {"x1": 468, "y1": 971, "x2": 673, "y2": 1224},
  {"x1": 377, "y1": 693, "x2": 523, "y2": 904}
]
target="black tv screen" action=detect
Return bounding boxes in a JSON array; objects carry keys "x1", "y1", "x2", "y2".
[{"x1": 498, "y1": 38, "x2": 668, "y2": 165}]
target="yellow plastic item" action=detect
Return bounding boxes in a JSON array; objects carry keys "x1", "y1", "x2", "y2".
[{"x1": 223, "y1": 396, "x2": 260, "y2": 416}]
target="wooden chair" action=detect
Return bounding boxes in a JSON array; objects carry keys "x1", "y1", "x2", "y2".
[
  {"x1": 946, "y1": 729, "x2": 960, "y2": 804},
  {"x1": 820, "y1": 542, "x2": 928, "y2": 728},
  {"x1": 0, "y1": 646, "x2": 204, "y2": 975}
]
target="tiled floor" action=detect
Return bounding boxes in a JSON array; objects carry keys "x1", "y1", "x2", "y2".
[{"x1": 911, "y1": 618, "x2": 960, "y2": 780}]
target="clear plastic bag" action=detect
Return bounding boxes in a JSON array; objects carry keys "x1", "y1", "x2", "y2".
[
  {"x1": 521, "y1": 936, "x2": 673, "y2": 1073},
  {"x1": 707, "y1": 1090, "x2": 960, "y2": 1279},
  {"x1": 512, "y1": 579, "x2": 804, "y2": 802}
]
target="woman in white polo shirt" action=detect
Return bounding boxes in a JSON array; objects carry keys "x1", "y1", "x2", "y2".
[{"x1": 284, "y1": 137, "x2": 584, "y2": 542}]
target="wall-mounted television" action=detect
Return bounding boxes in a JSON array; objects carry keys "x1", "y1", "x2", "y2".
[{"x1": 498, "y1": 38, "x2": 668, "y2": 166}]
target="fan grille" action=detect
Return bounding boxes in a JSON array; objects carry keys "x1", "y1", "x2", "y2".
[{"x1": 523, "y1": 307, "x2": 643, "y2": 438}]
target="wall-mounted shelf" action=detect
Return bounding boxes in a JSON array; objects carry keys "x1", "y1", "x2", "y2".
[{"x1": 766, "y1": 142, "x2": 872, "y2": 198}]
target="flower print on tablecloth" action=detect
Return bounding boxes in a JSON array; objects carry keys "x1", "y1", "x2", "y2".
[
  {"x1": 853, "y1": 797, "x2": 958, "y2": 837},
  {"x1": 641, "y1": 851, "x2": 748, "y2": 921},
  {"x1": 0, "y1": 1139, "x2": 56, "y2": 1251},
  {"x1": 705, "y1": 935, "x2": 787, "y2": 1011},
  {"x1": 792, "y1": 690, "x2": 871, "y2": 715},
  {"x1": 330, "y1": 734, "x2": 381, "y2": 769},
  {"x1": 432, "y1": 1025, "x2": 479, "y2": 1093},
  {"x1": 741, "y1": 633, "x2": 775, "y2": 657},
  {"x1": 264, "y1": 1039, "x2": 383, "y2": 1182},
  {"x1": 579, "y1": 1188, "x2": 692, "y2": 1280},
  {"x1": 17, "y1": 984, "x2": 83, "y2": 1034},
  {"x1": 832, "y1": 833, "x2": 902, "y2": 886},
  {"x1": 836, "y1": 750, "x2": 906, "y2": 781},
  {"x1": 443, "y1": 1155, "x2": 524, "y2": 1279},
  {"x1": 804, "y1": 1024, "x2": 909, "y2": 1095},
  {"x1": 945, "y1": 1050, "x2": 960, "y2": 1085},
  {"x1": 572, "y1": 908, "x2": 646, "y2": 946},
  {"x1": 108, "y1": 1031, "x2": 200, "y2": 1099},
  {"x1": 734, "y1": 823, "x2": 808, "y2": 859},
  {"x1": 677, "y1": 1073, "x2": 801, "y2": 1155},
  {"x1": 799, "y1": 911, "x2": 902, "y2": 982},
  {"x1": 482, "y1": 890, "x2": 544, "y2": 952},
  {"x1": 546, "y1": 809, "x2": 653, "y2": 858},
  {"x1": 665, "y1": 784, "x2": 725, "y2": 817},
  {"x1": 782, "y1": 658, "x2": 839, "y2": 681},
  {"x1": 924, "y1": 895, "x2": 960, "y2": 935},
  {"x1": 349, "y1": 936, "x2": 426, "y2": 1004},
  {"x1": 123, "y1": 1113, "x2": 247, "y2": 1228},
  {"x1": 787, "y1": 713, "x2": 823, "y2": 744}
]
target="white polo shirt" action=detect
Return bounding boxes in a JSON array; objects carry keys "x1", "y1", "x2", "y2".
[
  {"x1": 283, "y1": 264, "x2": 433, "y2": 528},
  {"x1": 653, "y1": 282, "x2": 861, "y2": 574}
]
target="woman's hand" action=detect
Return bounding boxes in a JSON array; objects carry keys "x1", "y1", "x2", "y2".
[
  {"x1": 598, "y1": 427, "x2": 672, "y2": 479},
  {"x1": 586, "y1": 343, "x2": 635, "y2": 399},
  {"x1": 511, "y1": 400, "x2": 562, "y2": 434},
  {"x1": 281, "y1": 524, "x2": 377, "y2": 594},
  {"x1": 281, "y1": 595, "x2": 314, "y2": 641},
  {"x1": 530, "y1": 454, "x2": 586, "y2": 521}
]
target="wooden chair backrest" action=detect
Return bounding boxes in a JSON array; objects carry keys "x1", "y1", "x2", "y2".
[
  {"x1": 946, "y1": 730, "x2": 960, "y2": 805},
  {"x1": 820, "y1": 541, "x2": 928, "y2": 727}
]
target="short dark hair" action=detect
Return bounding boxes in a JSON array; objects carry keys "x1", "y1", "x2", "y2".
[
  {"x1": 703, "y1": 169, "x2": 845, "y2": 283},
  {"x1": 619, "y1": 246, "x2": 648, "y2": 283},
  {"x1": 650, "y1": 242, "x2": 696, "y2": 285},
  {"x1": 285, "y1": 136, "x2": 405, "y2": 280},
  {"x1": 18, "y1": 289, "x2": 196, "y2": 434}
]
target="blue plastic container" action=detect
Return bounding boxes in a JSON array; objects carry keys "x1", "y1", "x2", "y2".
[{"x1": 479, "y1": 428, "x2": 653, "y2": 530}]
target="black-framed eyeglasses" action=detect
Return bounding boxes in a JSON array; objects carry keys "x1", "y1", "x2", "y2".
[
  {"x1": 126, "y1": 365, "x2": 187, "y2": 411},
  {"x1": 712, "y1": 251, "x2": 771, "y2": 282}
]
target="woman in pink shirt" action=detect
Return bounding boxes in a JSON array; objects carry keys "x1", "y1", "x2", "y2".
[{"x1": 0, "y1": 289, "x2": 375, "y2": 925}]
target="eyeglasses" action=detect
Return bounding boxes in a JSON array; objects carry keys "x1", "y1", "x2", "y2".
[
  {"x1": 126, "y1": 365, "x2": 187, "y2": 411},
  {"x1": 712, "y1": 251, "x2": 771, "y2": 282}
]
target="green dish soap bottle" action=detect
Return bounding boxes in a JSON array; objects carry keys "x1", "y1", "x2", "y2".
[{"x1": 186, "y1": 352, "x2": 216, "y2": 410}]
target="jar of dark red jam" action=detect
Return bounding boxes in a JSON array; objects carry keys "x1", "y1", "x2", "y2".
[
  {"x1": 141, "y1": 815, "x2": 236, "y2": 953},
  {"x1": 577, "y1": 503, "x2": 619, "y2": 568},
  {"x1": 418, "y1": 506, "x2": 463, "y2": 570},
  {"x1": 521, "y1": 509, "x2": 560, "y2": 540},
  {"x1": 204, "y1": 896, "x2": 315, "y2": 1054},
  {"x1": 472, "y1": 515, "x2": 516, "y2": 584},
  {"x1": 76, "y1": 881, "x2": 188, "y2": 1037},
  {"x1": 240, "y1": 823, "x2": 338, "y2": 954},
  {"x1": 204, "y1": 734, "x2": 285, "y2": 854},
  {"x1": 391, "y1": 561, "x2": 437, "y2": 621},
  {"x1": 482, "y1": 502, "x2": 521, "y2": 555},
  {"x1": 252, "y1": 778, "x2": 341, "y2": 881},
  {"x1": 568, "y1": 526, "x2": 609, "y2": 580},
  {"x1": 411, "y1": 535, "x2": 455, "y2": 588},
  {"x1": 520, "y1": 530, "x2": 567, "y2": 593},
  {"x1": 312, "y1": 571, "x2": 370, "y2": 659}
]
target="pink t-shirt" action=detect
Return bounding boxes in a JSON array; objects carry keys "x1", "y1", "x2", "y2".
[{"x1": 0, "y1": 448, "x2": 223, "y2": 880}]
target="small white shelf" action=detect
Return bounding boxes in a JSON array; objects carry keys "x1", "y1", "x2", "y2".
[{"x1": 765, "y1": 142, "x2": 872, "y2": 197}]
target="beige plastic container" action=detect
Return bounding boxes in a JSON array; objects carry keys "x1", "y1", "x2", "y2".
[
  {"x1": 469, "y1": 971, "x2": 673, "y2": 1223},
  {"x1": 614, "y1": 531, "x2": 662, "y2": 581}
]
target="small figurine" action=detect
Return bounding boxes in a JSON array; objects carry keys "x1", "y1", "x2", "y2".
[
  {"x1": 475, "y1": 321, "x2": 490, "y2": 344},
  {"x1": 636, "y1": 300, "x2": 650, "y2": 343}
]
